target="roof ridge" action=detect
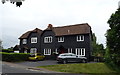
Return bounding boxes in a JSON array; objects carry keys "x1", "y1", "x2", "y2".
[
  {"x1": 33, "y1": 28, "x2": 42, "y2": 31},
  {"x1": 53, "y1": 23, "x2": 89, "y2": 28},
  {"x1": 19, "y1": 28, "x2": 42, "y2": 39}
]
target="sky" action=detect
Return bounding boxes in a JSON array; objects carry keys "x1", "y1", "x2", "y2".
[{"x1": 0, "y1": 0, "x2": 120, "y2": 49}]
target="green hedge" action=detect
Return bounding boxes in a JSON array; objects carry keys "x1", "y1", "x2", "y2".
[
  {"x1": 2, "y1": 49, "x2": 14, "y2": 53},
  {"x1": 0, "y1": 52, "x2": 30, "y2": 62}
]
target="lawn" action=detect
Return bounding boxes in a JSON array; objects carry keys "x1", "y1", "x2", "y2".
[{"x1": 37, "y1": 63, "x2": 117, "y2": 74}]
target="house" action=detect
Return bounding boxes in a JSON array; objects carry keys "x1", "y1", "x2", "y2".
[
  {"x1": 19, "y1": 28, "x2": 42, "y2": 53},
  {"x1": 13, "y1": 45, "x2": 20, "y2": 53},
  {"x1": 19, "y1": 23, "x2": 93, "y2": 61}
]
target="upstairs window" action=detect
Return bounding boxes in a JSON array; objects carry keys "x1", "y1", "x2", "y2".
[
  {"x1": 77, "y1": 35, "x2": 84, "y2": 42},
  {"x1": 23, "y1": 39, "x2": 27, "y2": 44},
  {"x1": 31, "y1": 37, "x2": 37, "y2": 43},
  {"x1": 58, "y1": 37, "x2": 64, "y2": 42},
  {"x1": 44, "y1": 36, "x2": 52, "y2": 43}
]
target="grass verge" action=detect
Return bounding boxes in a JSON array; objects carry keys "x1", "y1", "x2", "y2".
[{"x1": 37, "y1": 63, "x2": 118, "y2": 74}]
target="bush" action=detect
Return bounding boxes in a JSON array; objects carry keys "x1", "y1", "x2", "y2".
[
  {"x1": 0, "y1": 52, "x2": 30, "y2": 62},
  {"x1": 2, "y1": 49, "x2": 14, "y2": 53}
]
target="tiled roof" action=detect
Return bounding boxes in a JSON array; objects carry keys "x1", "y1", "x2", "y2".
[
  {"x1": 19, "y1": 28, "x2": 42, "y2": 39},
  {"x1": 46, "y1": 23, "x2": 91, "y2": 36},
  {"x1": 13, "y1": 45, "x2": 20, "y2": 50},
  {"x1": 19, "y1": 23, "x2": 91, "y2": 39}
]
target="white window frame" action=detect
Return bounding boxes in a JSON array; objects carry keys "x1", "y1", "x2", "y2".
[
  {"x1": 76, "y1": 48, "x2": 85, "y2": 56},
  {"x1": 77, "y1": 35, "x2": 84, "y2": 42},
  {"x1": 44, "y1": 36, "x2": 52, "y2": 43},
  {"x1": 58, "y1": 37, "x2": 64, "y2": 42},
  {"x1": 55, "y1": 48, "x2": 59, "y2": 54},
  {"x1": 68, "y1": 48, "x2": 72, "y2": 53},
  {"x1": 55, "y1": 48, "x2": 58, "y2": 53},
  {"x1": 23, "y1": 39, "x2": 27, "y2": 44},
  {"x1": 31, "y1": 37, "x2": 37, "y2": 43},
  {"x1": 44, "y1": 49, "x2": 51, "y2": 55},
  {"x1": 30, "y1": 48, "x2": 37, "y2": 54}
]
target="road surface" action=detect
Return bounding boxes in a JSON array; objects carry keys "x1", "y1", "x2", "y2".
[{"x1": 2, "y1": 62, "x2": 87, "y2": 75}]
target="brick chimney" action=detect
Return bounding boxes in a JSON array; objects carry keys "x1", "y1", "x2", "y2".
[{"x1": 48, "y1": 24, "x2": 53, "y2": 29}]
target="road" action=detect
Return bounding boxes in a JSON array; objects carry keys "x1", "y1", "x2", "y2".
[
  {"x1": 13, "y1": 60, "x2": 94, "y2": 67},
  {"x1": 14, "y1": 60, "x2": 60, "y2": 67},
  {"x1": 2, "y1": 61, "x2": 87, "y2": 75},
  {"x1": 0, "y1": 61, "x2": 2, "y2": 74},
  {"x1": 2, "y1": 62, "x2": 46, "y2": 73}
]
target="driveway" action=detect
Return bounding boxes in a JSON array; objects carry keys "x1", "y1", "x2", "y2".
[
  {"x1": 2, "y1": 61, "x2": 97, "y2": 75},
  {"x1": 14, "y1": 60, "x2": 97, "y2": 67},
  {"x1": 2, "y1": 61, "x2": 63, "y2": 74},
  {"x1": 14, "y1": 60, "x2": 59, "y2": 67}
]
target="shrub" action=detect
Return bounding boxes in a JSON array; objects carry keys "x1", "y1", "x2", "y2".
[
  {"x1": 0, "y1": 52, "x2": 30, "y2": 62},
  {"x1": 2, "y1": 49, "x2": 14, "y2": 53}
]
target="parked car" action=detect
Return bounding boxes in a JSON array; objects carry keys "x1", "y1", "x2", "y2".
[
  {"x1": 57, "y1": 53, "x2": 87, "y2": 64},
  {"x1": 29, "y1": 53, "x2": 45, "y2": 61}
]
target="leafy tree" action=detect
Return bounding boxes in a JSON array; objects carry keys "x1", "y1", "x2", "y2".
[
  {"x1": 92, "y1": 33, "x2": 97, "y2": 55},
  {"x1": 1, "y1": 0, "x2": 25, "y2": 7},
  {"x1": 106, "y1": 8, "x2": 120, "y2": 68},
  {"x1": 92, "y1": 33, "x2": 105, "y2": 57},
  {"x1": 0, "y1": 40, "x2": 2, "y2": 50}
]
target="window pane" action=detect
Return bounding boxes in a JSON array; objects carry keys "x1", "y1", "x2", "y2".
[
  {"x1": 76, "y1": 48, "x2": 85, "y2": 56},
  {"x1": 58, "y1": 37, "x2": 64, "y2": 42},
  {"x1": 51, "y1": 37, "x2": 52, "y2": 42},
  {"x1": 78, "y1": 36, "x2": 80, "y2": 40},
  {"x1": 77, "y1": 35, "x2": 84, "y2": 41},
  {"x1": 58, "y1": 37, "x2": 59, "y2": 41},
  {"x1": 23, "y1": 39, "x2": 27, "y2": 44},
  {"x1": 31, "y1": 37, "x2": 37, "y2": 43},
  {"x1": 44, "y1": 36, "x2": 52, "y2": 43},
  {"x1": 30, "y1": 48, "x2": 37, "y2": 54},
  {"x1": 81, "y1": 36, "x2": 84, "y2": 41},
  {"x1": 82, "y1": 48, "x2": 85, "y2": 56},
  {"x1": 44, "y1": 48, "x2": 51, "y2": 55}
]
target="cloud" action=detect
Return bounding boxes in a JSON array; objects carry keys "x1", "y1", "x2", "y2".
[{"x1": 0, "y1": 0, "x2": 120, "y2": 48}]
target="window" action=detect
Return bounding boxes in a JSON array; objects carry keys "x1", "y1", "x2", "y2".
[
  {"x1": 58, "y1": 37, "x2": 64, "y2": 42},
  {"x1": 31, "y1": 37, "x2": 37, "y2": 43},
  {"x1": 24, "y1": 50, "x2": 27, "y2": 53},
  {"x1": 44, "y1": 49, "x2": 51, "y2": 55},
  {"x1": 23, "y1": 39, "x2": 27, "y2": 44},
  {"x1": 76, "y1": 48, "x2": 85, "y2": 56},
  {"x1": 68, "y1": 48, "x2": 72, "y2": 53},
  {"x1": 77, "y1": 35, "x2": 84, "y2": 41},
  {"x1": 30, "y1": 48, "x2": 37, "y2": 54},
  {"x1": 55, "y1": 48, "x2": 59, "y2": 54},
  {"x1": 44, "y1": 36, "x2": 52, "y2": 43},
  {"x1": 55, "y1": 48, "x2": 58, "y2": 53}
]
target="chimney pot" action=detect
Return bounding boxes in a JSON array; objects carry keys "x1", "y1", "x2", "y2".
[{"x1": 48, "y1": 24, "x2": 53, "y2": 29}]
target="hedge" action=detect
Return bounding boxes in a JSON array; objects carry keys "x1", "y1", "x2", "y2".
[
  {"x1": 2, "y1": 49, "x2": 14, "y2": 53},
  {"x1": 0, "y1": 52, "x2": 30, "y2": 62}
]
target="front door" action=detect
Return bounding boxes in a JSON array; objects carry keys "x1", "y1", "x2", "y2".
[
  {"x1": 60, "y1": 48, "x2": 65, "y2": 54},
  {"x1": 58, "y1": 45, "x2": 66, "y2": 54}
]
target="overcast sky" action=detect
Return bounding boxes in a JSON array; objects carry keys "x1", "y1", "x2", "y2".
[{"x1": 0, "y1": 0, "x2": 120, "y2": 48}]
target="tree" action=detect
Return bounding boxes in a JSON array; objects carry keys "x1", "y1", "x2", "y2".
[
  {"x1": 1, "y1": 0, "x2": 25, "y2": 7},
  {"x1": 92, "y1": 33, "x2": 97, "y2": 56},
  {"x1": 0, "y1": 40, "x2": 2, "y2": 50},
  {"x1": 106, "y1": 8, "x2": 120, "y2": 68},
  {"x1": 92, "y1": 33, "x2": 105, "y2": 57}
]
